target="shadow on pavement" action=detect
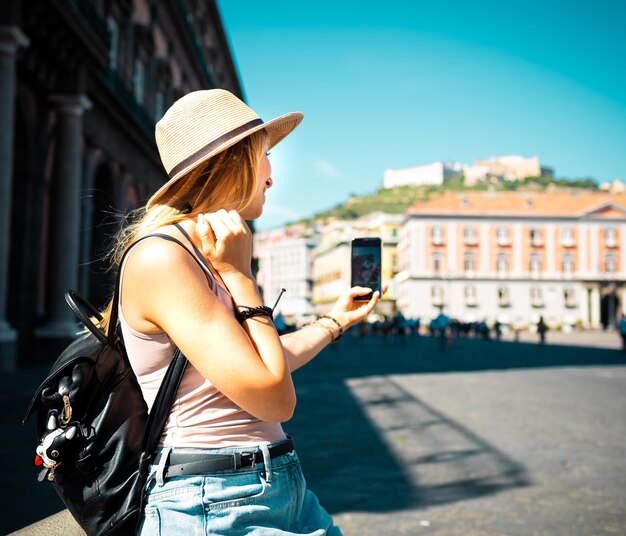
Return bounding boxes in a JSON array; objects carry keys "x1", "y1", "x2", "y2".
[
  {"x1": 3, "y1": 336, "x2": 625, "y2": 532},
  {"x1": 285, "y1": 334, "x2": 625, "y2": 515}
]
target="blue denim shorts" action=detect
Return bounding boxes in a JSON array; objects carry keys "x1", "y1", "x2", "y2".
[{"x1": 139, "y1": 440, "x2": 343, "y2": 535}]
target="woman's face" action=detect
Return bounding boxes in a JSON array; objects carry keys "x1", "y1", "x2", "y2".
[{"x1": 240, "y1": 149, "x2": 272, "y2": 220}]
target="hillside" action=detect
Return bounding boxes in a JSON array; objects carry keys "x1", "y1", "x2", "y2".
[{"x1": 296, "y1": 175, "x2": 599, "y2": 225}]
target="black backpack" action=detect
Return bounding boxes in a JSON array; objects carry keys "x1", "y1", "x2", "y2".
[{"x1": 22, "y1": 234, "x2": 195, "y2": 535}]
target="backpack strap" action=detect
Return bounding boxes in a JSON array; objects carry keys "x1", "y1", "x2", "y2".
[
  {"x1": 173, "y1": 222, "x2": 211, "y2": 270},
  {"x1": 107, "y1": 233, "x2": 209, "y2": 341}
]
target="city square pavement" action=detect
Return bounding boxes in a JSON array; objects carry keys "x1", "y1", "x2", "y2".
[{"x1": 3, "y1": 330, "x2": 626, "y2": 535}]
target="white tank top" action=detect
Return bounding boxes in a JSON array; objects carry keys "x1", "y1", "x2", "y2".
[{"x1": 118, "y1": 234, "x2": 287, "y2": 448}]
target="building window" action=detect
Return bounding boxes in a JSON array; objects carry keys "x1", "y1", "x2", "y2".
[
  {"x1": 562, "y1": 254, "x2": 575, "y2": 275},
  {"x1": 432, "y1": 225, "x2": 443, "y2": 245},
  {"x1": 464, "y1": 285, "x2": 477, "y2": 307},
  {"x1": 561, "y1": 227, "x2": 575, "y2": 247},
  {"x1": 605, "y1": 227, "x2": 617, "y2": 248},
  {"x1": 464, "y1": 252, "x2": 476, "y2": 274},
  {"x1": 497, "y1": 226, "x2": 509, "y2": 246},
  {"x1": 530, "y1": 253, "x2": 542, "y2": 277},
  {"x1": 431, "y1": 285, "x2": 443, "y2": 307},
  {"x1": 464, "y1": 226, "x2": 477, "y2": 245},
  {"x1": 107, "y1": 17, "x2": 119, "y2": 70},
  {"x1": 497, "y1": 253, "x2": 509, "y2": 275},
  {"x1": 530, "y1": 228, "x2": 543, "y2": 246},
  {"x1": 498, "y1": 286, "x2": 511, "y2": 307},
  {"x1": 605, "y1": 254, "x2": 617, "y2": 274},
  {"x1": 564, "y1": 287, "x2": 577, "y2": 308},
  {"x1": 133, "y1": 59, "x2": 145, "y2": 104},
  {"x1": 432, "y1": 252, "x2": 442, "y2": 274},
  {"x1": 530, "y1": 287, "x2": 543, "y2": 308}
]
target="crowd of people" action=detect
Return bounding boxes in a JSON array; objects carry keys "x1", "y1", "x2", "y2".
[{"x1": 273, "y1": 311, "x2": 555, "y2": 350}]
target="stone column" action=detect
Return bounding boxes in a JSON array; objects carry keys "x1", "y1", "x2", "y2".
[
  {"x1": 36, "y1": 95, "x2": 92, "y2": 346},
  {"x1": 78, "y1": 146, "x2": 99, "y2": 298},
  {"x1": 590, "y1": 286, "x2": 601, "y2": 329},
  {"x1": 0, "y1": 26, "x2": 29, "y2": 370}
]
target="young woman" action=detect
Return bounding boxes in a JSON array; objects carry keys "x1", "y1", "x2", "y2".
[{"x1": 99, "y1": 89, "x2": 380, "y2": 535}]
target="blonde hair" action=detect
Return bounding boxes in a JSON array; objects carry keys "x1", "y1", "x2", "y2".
[{"x1": 98, "y1": 129, "x2": 268, "y2": 333}]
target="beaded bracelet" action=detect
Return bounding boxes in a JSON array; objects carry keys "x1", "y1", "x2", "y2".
[
  {"x1": 318, "y1": 315, "x2": 344, "y2": 340},
  {"x1": 309, "y1": 321, "x2": 337, "y2": 342},
  {"x1": 235, "y1": 305, "x2": 274, "y2": 323}
]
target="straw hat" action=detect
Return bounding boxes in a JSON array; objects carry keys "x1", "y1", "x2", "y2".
[{"x1": 148, "y1": 89, "x2": 303, "y2": 208}]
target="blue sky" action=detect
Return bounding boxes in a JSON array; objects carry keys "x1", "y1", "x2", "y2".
[{"x1": 217, "y1": 0, "x2": 626, "y2": 230}]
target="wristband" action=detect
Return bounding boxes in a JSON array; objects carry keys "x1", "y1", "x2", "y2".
[{"x1": 235, "y1": 305, "x2": 274, "y2": 323}]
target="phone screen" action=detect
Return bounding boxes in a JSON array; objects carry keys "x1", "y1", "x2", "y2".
[{"x1": 351, "y1": 238, "x2": 382, "y2": 300}]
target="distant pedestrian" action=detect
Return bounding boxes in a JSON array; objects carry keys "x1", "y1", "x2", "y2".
[
  {"x1": 382, "y1": 316, "x2": 392, "y2": 343},
  {"x1": 618, "y1": 313, "x2": 626, "y2": 352},
  {"x1": 435, "y1": 311, "x2": 449, "y2": 352},
  {"x1": 537, "y1": 316, "x2": 548, "y2": 345},
  {"x1": 494, "y1": 320, "x2": 502, "y2": 341},
  {"x1": 393, "y1": 312, "x2": 407, "y2": 344},
  {"x1": 478, "y1": 320, "x2": 490, "y2": 340}
]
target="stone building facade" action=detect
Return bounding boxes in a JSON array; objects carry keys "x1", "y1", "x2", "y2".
[
  {"x1": 254, "y1": 226, "x2": 320, "y2": 322},
  {"x1": 0, "y1": 0, "x2": 242, "y2": 368},
  {"x1": 397, "y1": 191, "x2": 626, "y2": 330}
]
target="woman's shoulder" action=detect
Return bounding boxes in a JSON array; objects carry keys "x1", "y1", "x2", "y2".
[
  {"x1": 125, "y1": 231, "x2": 187, "y2": 266},
  {"x1": 122, "y1": 228, "x2": 205, "y2": 284}
]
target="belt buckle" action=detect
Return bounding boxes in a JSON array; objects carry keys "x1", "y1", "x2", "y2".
[{"x1": 240, "y1": 451, "x2": 257, "y2": 469}]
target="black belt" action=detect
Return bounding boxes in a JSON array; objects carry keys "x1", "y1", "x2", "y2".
[{"x1": 152, "y1": 438, "x2": 295, "y2": 479}]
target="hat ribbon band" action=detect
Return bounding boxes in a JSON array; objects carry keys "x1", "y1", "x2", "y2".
[{"x1": 168, "y1": 118, "x2": 264, "y2": 179}]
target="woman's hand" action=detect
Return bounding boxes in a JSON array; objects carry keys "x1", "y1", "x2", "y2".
[
  {"x1": 196, "y1": 210, "x2": 253, "y2": 279},
  {"x1": 327, "y1": 286, "x2": 384, "y2": 330}
]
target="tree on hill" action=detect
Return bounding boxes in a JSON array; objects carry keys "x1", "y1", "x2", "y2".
[{"x1": 290, "y1": 174, "x2": 599, "y2": 225}]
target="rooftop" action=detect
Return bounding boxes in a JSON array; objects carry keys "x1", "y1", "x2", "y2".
[{"x1": 408, "y1": 191, "x2": 626, "y2": 218}]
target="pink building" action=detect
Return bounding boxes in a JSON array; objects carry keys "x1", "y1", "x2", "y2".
[{"x1": 397, "y1": 191, "x2": 626, "y2": 329}]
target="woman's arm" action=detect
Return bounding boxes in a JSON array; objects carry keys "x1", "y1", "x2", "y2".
[
  {"x1": 281, "y1": 287, "x2": 381, "y2": 372},
  {"x1": 121, "y1": 212, "x2": 296, "y2": 423},
  {"x1": 280, "y1": 324, "x2": 333, "y2": 372}
]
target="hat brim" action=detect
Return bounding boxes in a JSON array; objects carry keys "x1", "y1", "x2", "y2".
[{"x1": 146, "y1": 111, "x2": 304, "y2": 209}]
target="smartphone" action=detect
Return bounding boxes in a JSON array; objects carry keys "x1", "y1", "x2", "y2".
[{"x1": 351, "y1": 237, "x2": 382, "y2": 301}]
